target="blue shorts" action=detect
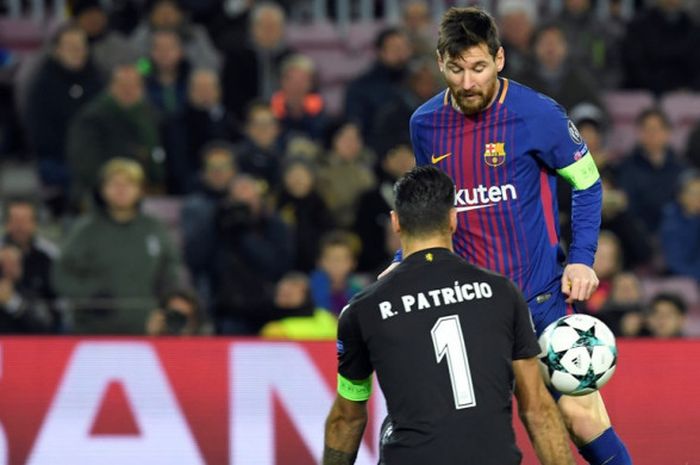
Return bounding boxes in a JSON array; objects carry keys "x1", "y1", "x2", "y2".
[{"x1": 527, "y1": 283, "x2": 569, "y2": 337}]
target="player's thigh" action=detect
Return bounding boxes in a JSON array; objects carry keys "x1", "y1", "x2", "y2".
[
  {"x1": 528, "y1": 286, "x2": 568, "y2": 337},
  {"x1": 557, "y1": 390, "x2": 612, "y2": 446}
]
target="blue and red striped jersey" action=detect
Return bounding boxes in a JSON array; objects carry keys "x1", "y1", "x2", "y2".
[{"x1": 410, "y1": 78, "x2": 600, "y2": 300}]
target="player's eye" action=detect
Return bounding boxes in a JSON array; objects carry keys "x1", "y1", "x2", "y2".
[
  {"x1": 448, "y1": 66, "x2": 462, "y2": 73},
  {"x1": 473, "y1": 66, "x2": 485, "y2": 72}
]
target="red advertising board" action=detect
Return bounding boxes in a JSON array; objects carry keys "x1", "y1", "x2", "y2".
[{"x1": 0, "y1": 337, "x2": 698, "y2": 465}]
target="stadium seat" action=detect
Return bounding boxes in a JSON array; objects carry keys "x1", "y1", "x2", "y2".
[
  {"x1": 602, "y1": 90, "x2": 656, "y2": 157},
  {"x1": 0, "y1": 18, "x2": 47, "y2": 51},
  {"x1": 286, "y1": 21, "x2": 343, "y2": 50},
  {"x1": 660, "y1": 91, "x2": 700, "y2": 152},
  {"x1": 142, "y1": 196, "x2": 184, "y2": 246},
  {"x1": 641, "y1": 276, "x2": 699, "y2": 306}
]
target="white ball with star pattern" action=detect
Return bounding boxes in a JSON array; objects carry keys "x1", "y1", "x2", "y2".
[{"x1": 537, "y1": 314, "x2": 617, "y2": 396}]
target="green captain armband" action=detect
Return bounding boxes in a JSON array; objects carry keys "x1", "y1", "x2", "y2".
[
  {"x1": 337, "y1": 374, "x2": 373, "y2": 401},
  {"x1": 556, "y1": 153, "x2": 600, "y2": 190}
]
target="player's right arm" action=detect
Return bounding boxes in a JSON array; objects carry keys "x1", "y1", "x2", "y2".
[{"x1": 514, "y1": 357, "x2": 575, "y2": 465}]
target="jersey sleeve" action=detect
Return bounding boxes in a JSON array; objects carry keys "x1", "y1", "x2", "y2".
[
  {"x1": 506, "y1": 280, "x2": 541, "y2": 360},
  {"x1": 528, "y1": 98, "x2": 600, "y2": 191},
  {"x1": 336, "y1": 303, "x2": 373, "y2": 401},
  {"x1": 410, "y1": 111, "x2": 431, "y2": 166}
]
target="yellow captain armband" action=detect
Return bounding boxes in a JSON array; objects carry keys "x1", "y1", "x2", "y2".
[
  {"x1": 337, "y1": 374, "x2": 373, "y2": 401},
  {"x1": 556, "y1": 152, "x2": 600, "y2": 190}
]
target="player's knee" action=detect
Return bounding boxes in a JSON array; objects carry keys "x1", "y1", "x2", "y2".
[{"x1": 558, "y1": 394, "x2": 611, "y2": 445}]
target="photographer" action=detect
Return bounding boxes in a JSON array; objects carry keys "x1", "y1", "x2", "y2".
[
  {"x1": 146, "y1": 289, "x2": 202, "y2": 336},
  {"x1": 214, "y1": 175, "x2": 293, "y2": 335}
]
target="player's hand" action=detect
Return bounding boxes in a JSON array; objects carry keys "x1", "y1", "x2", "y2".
[
  {"x1": 561, "y1": 264, "x2": 599, "y2": 304},
  {"x1": 377, "y1": 261, "x2": 400, "y2": 280}
]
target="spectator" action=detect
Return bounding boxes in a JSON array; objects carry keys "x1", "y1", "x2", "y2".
[
  {"x1": 72, "y1": 0, "x2": 138, "y2": 78},
  {"x1": 205, "y1": 0, "x2": 254, "y2": 53},
  {"x1": 344, "y1": 28, "x2": 413, "y2": 139},
  {"x1": 146, "y1": 288, "x2": 202, "y2": 335},
  {"x1": 622, "y1": 0, "x2": 700, "y2": 94},
  {"x1": 310, "y1": 231, "x2": 366, "y2": 316},
  {"x1": 276, "y1": 158, "x2": 334, "y2": 272},
  {"x1": 270, "y1": 54, "x2": 327, "y2": 142},
  {"x1": 54, "y1": 158, "x2": 181, "y2": 334},
  {"x1": 260, "y1": 272, "x2": 337, "y2": 340},
  {"x1": 24, "y1": 25, "x2": 103, "y2": 215},
  {"x1": 570, "y1": 103, "x2": 612, "y2": 171},
  {"x1": 184, "y1": 69, "x2": 238, "y2": 175},
  {"x1": 371, "y1": 57, "x2": 441, "y2": 156},
  {"x1": 142, "y1": 29, "x2": 192, "y2": 193},
  {"x1": 0, "y1": 200, "x2": 60, "y2": 333},
  {"x1": 513, "y1": 22, "x2": 603, "y2": 112},
  {"x1": 234, "y1": 102, "x2": 284, "y2": 189},
  {"x1": 182, "y1": 142, "x2": 237, "y2": 314},
  {"x1": 616, "y1": 108, "x2": 686, "y2": 233},
  {"x1": 600, "y1": 175, "x2": 653, "y2": 269},
  {"x1": 67, "y1": 64, "x2": 164, "y2": 210},
  {"x1": 130, "y1": 0, "x2": 220, "y2": 70},
  {"x1": 587, "y1": 231, "x2": 624, "y2": 314},
  {"x1": 317, "y1": 121, "x2": 377, "y2": 228},
  {"x1": 660, "y1": 170, "x2": 700, "y2": 281},
  {"x1": 556, "y1": 0, "x2": 623, "y2": 87},
  {"x1": 214, "y1": 175, "x2": 293, "y2": 334},
  {"x1": 497, "y1": 0, "x2": 536, "y2": 78},
  {"x1": 646, "y1": 292, "x2": 688, "y2": 338},
  {"x1": 222, "y1": 2, "x2": 294, "y2": 120},
  {"x1": 597, "y1": 272, "x2": 646, "y2": 337},
  {"x1": 401, "y1": 0, "x2": 436, "y2": 59},
  {"x1": 354, "y1": 144, "x2": 415, "y2": 272}
]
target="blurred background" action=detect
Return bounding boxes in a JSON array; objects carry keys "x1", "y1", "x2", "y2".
[
  {"x1": 1, "y1": 1, "x2": 700, "y2": 464},
  {"x1": 0, "y1": 0, "x2": 698, "y2": 340}
]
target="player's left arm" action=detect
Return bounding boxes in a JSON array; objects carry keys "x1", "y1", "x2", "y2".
[
  {"x1": 324, "y1": 302, "x2": 373, "y2": 464},
  {"x1": 323, "y1": 395, "x2": 368, "y2": 465},
  {"x1": 532, "y1": 101, "x2": 602, "y2": 303}
]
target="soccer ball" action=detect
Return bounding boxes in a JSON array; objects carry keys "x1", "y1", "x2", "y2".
[{"x1": 538, "y1": 314, "x2": 617, "y2": 396}]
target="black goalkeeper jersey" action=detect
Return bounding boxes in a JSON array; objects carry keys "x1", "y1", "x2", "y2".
[{"x1": 337, "y1": 247, "x2": 541, "y2": 465}]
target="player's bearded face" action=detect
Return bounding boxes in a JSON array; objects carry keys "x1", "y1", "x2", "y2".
[{"x1": 439, "y1": 45, "x2": 504, "y2": 115}]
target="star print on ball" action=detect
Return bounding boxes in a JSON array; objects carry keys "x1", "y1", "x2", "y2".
[{"x1": 538, "y1": 314, "x2": 618, "y2": 396}]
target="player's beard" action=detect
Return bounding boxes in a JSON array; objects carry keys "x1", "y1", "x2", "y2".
[{"x1": 449, "y1": 78, "x2": 499, "y2": 115}]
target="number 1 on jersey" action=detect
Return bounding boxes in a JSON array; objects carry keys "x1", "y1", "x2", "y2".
[{"x1": 431, "y1": 315, "x2": 477, "y2": 409}]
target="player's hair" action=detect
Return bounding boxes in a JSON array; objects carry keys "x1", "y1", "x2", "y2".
[
  {"x1": 394, "y1": 166, "x2": 455, "y2": 237},
  {"x1": 650, "y1": 293, "x2": 688, "y2": 316},
  {"x1": 437, "y1": 7, "x2": 500, "y2": 59}
]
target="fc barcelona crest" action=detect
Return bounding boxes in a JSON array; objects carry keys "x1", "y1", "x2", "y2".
[{"x1": 484, "y1": 142, "x2": 506, "y2": 167}]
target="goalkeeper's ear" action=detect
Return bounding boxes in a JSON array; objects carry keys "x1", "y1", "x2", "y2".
[{"x1": 390, "y1": 210, "x2": 401, "y2": 236}]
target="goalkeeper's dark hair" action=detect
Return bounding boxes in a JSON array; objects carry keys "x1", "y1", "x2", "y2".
[
  {"x1": 394, "y1": 166, "x2": 455, "y2": 237},
  {"x1": 437, "y1": 7, "x2": 500, "y2": 59}
]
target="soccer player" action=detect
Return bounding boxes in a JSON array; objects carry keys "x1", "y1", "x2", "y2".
[
  {"x1": 323, "y1": 166, "x2": 574, "y2": 465},
  {"x1": 381, "y1": 7, "x2": 632, "y2": 465}
]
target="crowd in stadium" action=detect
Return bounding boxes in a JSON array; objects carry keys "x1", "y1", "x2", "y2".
[{"x1": 0, "y1": 0, "x2": 698, "y2": 338}]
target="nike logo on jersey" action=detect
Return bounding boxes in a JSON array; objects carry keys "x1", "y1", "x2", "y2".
[{"x1": 431, "y1": 152, "x2": 452, "y2": 164}]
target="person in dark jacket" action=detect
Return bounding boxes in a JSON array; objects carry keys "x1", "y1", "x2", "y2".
[
  {"x1": 234, "y1": 102, "x2": 284, "y2": 189},
  {"x1": 142, "y1": 29, "x2": 192, "y2": 194},
  {"x1": 616, "y1": 108, "x2": 687, "y2": 233},
  {"x1": 0, "y1": 200, "x2": 60, "y2": 333},
  {"x1": 344, "y1": 27, "x2": 413, "y2": 139},
  {"x1": 354, "y1": 144, "x2": 415, "y2": 272},
  {"x1": 184, "y1": 69, "x2": 238, "y2": 183},
  {"x1": 222, "y1": 2, "x2": 294, "y2": 120},
  {"x1": 214, "y1": 175, "x2": 293, "y2": 334},
  {"x1": 181, "y1": 142, "x2": 237, "y2": 315},
  {"x1": 660, "y1": 170, "x2": 700, "y2": 282},
  {"x1": 24, "y1": 24, "x2": 103, "y2": 214},
  {"x1": 66, "y1": 64, "x2": 163, "y2": 210},
  {"x1": 621, "y1": 0, "x2": 700, "y2": 94},
  {"x1": 512, "y1": 22, "x2": 603, "y2": 112},
  {"x1": 276, "y1": 158, "x2": 335, "y2": 272}
]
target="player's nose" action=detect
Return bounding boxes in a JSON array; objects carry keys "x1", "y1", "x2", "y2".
[{"x1": 461, "y1": 72, "x2": 475, "y2": 90}]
